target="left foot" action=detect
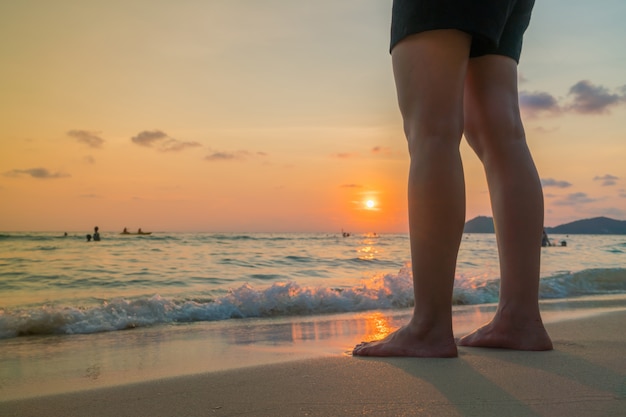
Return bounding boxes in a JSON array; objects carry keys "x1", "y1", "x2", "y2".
[{"x1": 458, "y1": 318, "x2": 553, "y2": 351}]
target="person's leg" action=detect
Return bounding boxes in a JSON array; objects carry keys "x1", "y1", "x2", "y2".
[
  {"x1": 353, "y1": 30, "x2": 470, "y2": 357},
  {"x1": 459, "y1": 55, "x2": 552, "y2": 350}
]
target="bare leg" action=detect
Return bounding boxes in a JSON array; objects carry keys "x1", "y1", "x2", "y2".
[
  {"x1": 353, "y1": 30, "x2": 470, "y2": 357},
  {"x1": 458, "y1": 56, "x2": 552, "y2": 350}
]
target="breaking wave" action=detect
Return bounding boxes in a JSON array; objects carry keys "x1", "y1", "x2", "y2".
[{"x1": 1, "y1": 266, "x2": 624, "y2": 339}]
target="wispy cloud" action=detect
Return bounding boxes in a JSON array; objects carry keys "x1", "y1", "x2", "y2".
[
  {"x1": 68, "y1": 130, "x2": 105, "y2": 148},
  {"x1": 332, "y1": 152, "x2": 358, "y2": 159},
  {"x1": 566, "y1": 80, "x2": 626, "y2": 114},
  {"x1": 4, "y1": 168, "x2": 70, "y2": 179},
  {"x1": 205, "y1": 150, "x2": 267, "y2": 162},
  {"x1": 529, "y1": 126, "x2": 560, "y2": 135},
  {"x1": 205, "y1": 151, "x2": 238, "y2": 161},
  {"x1": 541, "y1": 178, "x2": 572, "y2": 188},
  {"x1": 340, "y1": 184, "x2": 362, "y2": 188},
  {"x1": 131, "y1": 130, "x2": 200, "y2": 152},
  {"x1": 587, "y1": 206, "x2": 626, "y2": 219},
  {"x1": 605, "y1": 208, "x2": 626, "y2": 218},
  {"x1": 553, "y1": 192, "x2": 597, "y2": 206},
  {"x1": 518, "y1": 73, "x2": 529, "y2": 84},
  {"x1": 160, "y1": 139, "x2": 202, "y2": 152},
  {"x1": 593, "y1": 174, "x2": 619, "y2": 186},
  {"x1": 371, "y1": 146, "x2": 394, "y2": 156}
]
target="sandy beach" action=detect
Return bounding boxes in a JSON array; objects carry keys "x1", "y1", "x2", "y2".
[{"x1": 1, "y1": 307, "x2": 624, "y2": 417}]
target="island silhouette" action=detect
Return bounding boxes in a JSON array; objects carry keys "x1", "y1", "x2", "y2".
[{"x1": 464, "y1": 216, "x2": 626, "y2": 234}]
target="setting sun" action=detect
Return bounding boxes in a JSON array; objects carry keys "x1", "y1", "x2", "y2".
[{"x1": 365, "y1": 200, "x2": 376, "y2": 209}]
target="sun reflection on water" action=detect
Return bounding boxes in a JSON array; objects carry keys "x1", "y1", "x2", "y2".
[
  {"x1": 356, "y1": 234, "x2": 382, "y2": 261},
  {"x1": 357, "y1": 245, "x2": 378, "y2": 261}
]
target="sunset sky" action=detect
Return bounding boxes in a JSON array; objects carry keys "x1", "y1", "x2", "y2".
[{"x1": 1, "y1": 0, "x2": 625, "y2": 233}]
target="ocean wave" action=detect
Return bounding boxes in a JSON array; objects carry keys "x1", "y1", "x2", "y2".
[
  {"x1": 0, "y1": 267, "x2": 415, "y2": 339},
  {"x1": 539, "y1": 268, "x2": 626, "y2": 298},
  {"x1": 0, "y1": 233, "x2": 70, "y2": 242},
  {"x1": 209, "y1": 234, "x2": 340, "y2": 242},
  {"x1": 1, "y1": 267, "x2": 624, "y2": 339}
]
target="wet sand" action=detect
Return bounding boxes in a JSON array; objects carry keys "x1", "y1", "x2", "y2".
[{"x1": 1, "y1": 307, "x2": 624, "y2": 417}]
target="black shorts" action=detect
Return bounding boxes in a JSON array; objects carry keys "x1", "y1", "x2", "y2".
[{"x1": 390, "y1": 0, "x2": 535, "y2": 62}]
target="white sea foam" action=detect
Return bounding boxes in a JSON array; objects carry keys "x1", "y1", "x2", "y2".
[{"x1": 1, "y1": 265, "x2": 624, "y2": 339}]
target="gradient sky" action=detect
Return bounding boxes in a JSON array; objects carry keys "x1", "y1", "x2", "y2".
[{"x1": 1, "y1": 0, "x2": 625, "y2": 233}]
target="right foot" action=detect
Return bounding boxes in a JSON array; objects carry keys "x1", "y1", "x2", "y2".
[{"x1": 352, "y1": 325, "x2": 458, "y2": 358}]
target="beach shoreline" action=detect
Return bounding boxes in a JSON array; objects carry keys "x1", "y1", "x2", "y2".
[
  {"x1": 1, "y1": 299, "x2": 625, "y2": 416},
  {"x1": 1, "y1": 295, "x2": 625, "y2": 401}
]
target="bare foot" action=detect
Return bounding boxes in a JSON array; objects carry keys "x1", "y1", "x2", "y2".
[
  {"x1": 352, "y1": 325, "x2": 458, "y2": 358},
  {"x1": 458, "y1": 317, "x2": 553, "y2": 351}
]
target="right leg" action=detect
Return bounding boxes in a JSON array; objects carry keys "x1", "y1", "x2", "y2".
[
  {"x1": 353, "y1": 30, "x2": 470, "y2": 357},
  {"x1": 459, "y1": 55, "x2": 552, "y2": 350}
]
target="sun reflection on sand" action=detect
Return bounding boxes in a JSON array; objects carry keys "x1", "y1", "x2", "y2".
[
  {"x1": 358, "y1": 312, "x2": 394, "y2": 342},
  {"x1": 285, "y1": 312, "x2": 398, "y2": 345}
]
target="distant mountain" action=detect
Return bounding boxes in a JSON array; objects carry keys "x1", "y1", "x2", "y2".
[
  {"x1": 545, "y1": 216, "x2": 626, "y2": 234},
  {"x1": 463, "y1": 216, "x2": 495, "y2": 233},
  {"x1": 464, "y1": 216, "x2": 626, "y2": 234}
]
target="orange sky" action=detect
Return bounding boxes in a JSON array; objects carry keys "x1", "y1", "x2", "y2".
[{"x1": 1, "y1": 1, "x2": 625, "y2": 232}]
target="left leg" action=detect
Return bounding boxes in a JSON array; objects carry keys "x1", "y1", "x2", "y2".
[{"x1": 458, "y1": 55, "x2": 552, "y2": 350}]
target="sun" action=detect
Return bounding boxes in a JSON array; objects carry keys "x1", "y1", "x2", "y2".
[{"x1": 365, "y1": 199, "x2": 376, "y2": 209}]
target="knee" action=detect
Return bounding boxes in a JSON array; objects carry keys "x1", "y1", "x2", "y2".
[
  {"x1": 405, "y1": 118, "x2": 464, "y2": 158},
  {"x1": 464, "y1": 105, "x2": 526, "y2": 161}
]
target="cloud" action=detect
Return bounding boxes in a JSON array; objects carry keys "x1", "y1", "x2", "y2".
[
  {"x1": 371, "y1": 146, "x2": 393, "y2": 156},
  {"x1": 519, "y1": 91, "x2": 560, "y2": 116},
  {"x1": 160, "y1": 139, "x2": 202, "y2": 152},
  {"x1": 68, "y1": 130, "x2": 105, "y2": 148},
  {"x1": 205, "y1": 151, "x2": 237, "y2": 161},
  {"x1": 541, "y1": 178, "x2": 572, "y2": 188},
  {"x1": 518, "y1": 73, "x2": 529, "y2": 84},
  {"x1": 566, "y1": 80, "x2": 625, "y2": 114},
  {"x1": 4, "y1": 168, "x2": 70, "y2": 179},
  {"x1": 340, "y1": 184, "x2": 362, "y2": 188},
  {"x1": 205, "y1": 150, "x2": 267, "y2": 162},
  {"x1": 131, "y1": 130, "x2": 201, "y2": 152},
  {"x1": 520, "y1": 80, "x2": 626, "y2": 119},
  {"x1": 593, "y1": 174, "x2": 619, "y2": 186},
  {"x1": 132, "y1": 130, "x2": 168, "y2": 147},
  {"x1": 593, "y1": 207, "x2": 626, "y2": 219},
  {"x1": 598, "y1": 176, "x2": 620, "y2": 186},
  {"x1": 332, "y1": 152, "x2": 358, "y2": 159},
  {"x1": 530, "y1": 126, "x2": 559, "y2": 134},
  {"x1": 553, "y1": 192, "x2": 597, "y2": 206}
]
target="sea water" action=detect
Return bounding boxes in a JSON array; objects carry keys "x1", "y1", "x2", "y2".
[
  {"x1": 1, "y1": 232, "x2": 625, "y2": 399},
  {"x1": 1, "y1": 231, "x2": 625, "y2": 338}
]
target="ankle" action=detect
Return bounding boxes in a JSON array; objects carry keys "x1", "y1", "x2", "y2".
[
  {"x1": 494, "y1": 304, "x2": 545, "y2": 328},
  {"x1": 408, "y1": 314, "x2": 454, "y2": 340}
]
